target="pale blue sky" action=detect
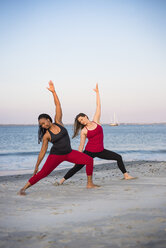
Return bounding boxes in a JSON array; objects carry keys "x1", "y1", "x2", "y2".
[{"x1": 0, "y1": 0, "x2": 166, "y2": 124}]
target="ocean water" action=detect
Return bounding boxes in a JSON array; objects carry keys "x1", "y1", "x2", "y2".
[{"x1": 0, "y1": 124, "x2": 165, "y2": 173}]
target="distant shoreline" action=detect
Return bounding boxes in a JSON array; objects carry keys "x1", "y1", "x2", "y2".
[{"x1": 0, "y1": 122, "x2": 166, "y2": 126}]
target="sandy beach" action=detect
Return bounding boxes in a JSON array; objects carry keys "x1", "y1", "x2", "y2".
[{"x1": 0, "y1": 161, "x2": 166, "y2": 248}]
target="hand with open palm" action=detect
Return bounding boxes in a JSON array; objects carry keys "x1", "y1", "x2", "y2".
[
  {"x1": 93, "y1": 83, "x2": 99, "y2": 93},
  {"x1": 47, "y1": 80, "x2": 55, "y2": 93}
]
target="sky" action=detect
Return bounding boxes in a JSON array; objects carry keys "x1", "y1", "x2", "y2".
[{"x1": 0, "y1": 0, "x2": 166, "y2": 124}]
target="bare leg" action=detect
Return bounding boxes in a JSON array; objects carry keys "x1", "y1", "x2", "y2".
[
  {"x1": 18, "y1": 181, "x2": 31, "y2": 196},
  {"x1": 65, "y1": 150, "x2": 100, "y2": 188},
  {"x1": 86, "y1": 176, "x2": 100, "y2": 189}
]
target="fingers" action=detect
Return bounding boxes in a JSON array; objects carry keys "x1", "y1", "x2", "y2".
[
  {"x1": 47, "y1": 80, "x2": 55, "y2": 91},
  {"x1": 93, "y1": 83, "x2": 99, "y2": 92},
  {"x1": 33, "y1": 169, "x2": 38, "y2": 176},
  {"x1": 48, "y1": 80, "x2": 53, "y2": 88}
]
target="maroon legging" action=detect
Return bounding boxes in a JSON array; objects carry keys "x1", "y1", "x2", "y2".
[{"x1": 29, "y1": 150, "x2": 93, "y2": 185}]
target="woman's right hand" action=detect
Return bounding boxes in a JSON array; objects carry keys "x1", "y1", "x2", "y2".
[
  {"x1": 33, "y1": 167, "x2": 39, "y2": 176},
  {"x1": 47, "y1": 80, "x2": 55, "y2": 93}
]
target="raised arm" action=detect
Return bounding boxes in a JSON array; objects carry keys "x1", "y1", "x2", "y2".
[
  {"x1": 47, "y1": 80, "x2": 63, "y2": 124},
  {"x1": 92, "y1": 83, "x2": 101, "y2": 124}
]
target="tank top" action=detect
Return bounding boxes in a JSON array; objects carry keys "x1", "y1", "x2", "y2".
[
  {"x1": 48, "y1": 123, "x2": 72, "y2": 155},
  {"x1": 85, "y1": 122, "x2": 104, "y2": 153}
]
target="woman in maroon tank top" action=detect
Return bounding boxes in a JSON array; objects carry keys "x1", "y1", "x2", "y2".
[{"x1": 59, "y1": 84, "x2": 135, "y2": 185}]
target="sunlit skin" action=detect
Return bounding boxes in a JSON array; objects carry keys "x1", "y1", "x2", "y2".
[
  {"x1": 77, "y1": 116, "x2": 89, "y2": 126},
  {"x1": 39, "y1": 119, "x2": 61, "y2": 135},
  {"x1": 39, "y1": 119, "x2": 52, "y2": 130}
]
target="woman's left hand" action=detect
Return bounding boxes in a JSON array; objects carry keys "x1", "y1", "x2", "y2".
[
  {"x1": 93, "y1": 83, "x2": 99, "y2": 93},
  {"x1": 47, "y1": 80, "x2": 55, "y2": 93}
]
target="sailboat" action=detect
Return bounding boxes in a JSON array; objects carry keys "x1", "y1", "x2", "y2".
[{"x1": 110, "y1": 113, "x2": 119, "y2": 126}]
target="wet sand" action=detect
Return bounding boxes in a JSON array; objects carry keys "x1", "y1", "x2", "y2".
[{"x1": 0, "y1": 161, "x2": 166, "y2": 248}]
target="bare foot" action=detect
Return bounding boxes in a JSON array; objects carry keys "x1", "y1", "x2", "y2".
[
  {"x1": 124, "y1": 176, "x2": 138, "y2": 180},
  {"x1": 123, "y1": 172, "x2": 138, "y2": 180},
  {"x1": 18, "y1": 188, "x2": 26, "y2": 196},
  {"x1": 59, "y1": 178, "x2": 65, "y2": 185},
  {"x1": 53, "y1": 182, "x2": 60, "y2": 186},
  {"x1": 86, "y1": 183, "x2": 100, "y2": 189}
]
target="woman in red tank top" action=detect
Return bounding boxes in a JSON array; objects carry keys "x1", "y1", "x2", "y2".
[{"x1": 59, "y1": 84, "x2": 135, "y2": 185}]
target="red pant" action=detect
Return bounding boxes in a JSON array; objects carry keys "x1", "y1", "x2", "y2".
[{"x1": 29, "y1": 150, "x2": 93, "y2": 185}]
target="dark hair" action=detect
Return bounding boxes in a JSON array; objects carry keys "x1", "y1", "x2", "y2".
[
  {"x1": 38, "y1": 114, "x2": 52, "y2": 144},
  {"x1": 72, "y1": 113, "x2": 88, "y2": 138}
]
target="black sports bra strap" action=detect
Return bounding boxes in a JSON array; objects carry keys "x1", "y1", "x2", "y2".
[
  {"x1": 47, "y1": 129, "x2": 52, "y2": 135},
  {"x1": 54, "y1": 122, "x2": 63, "y2": 128}
]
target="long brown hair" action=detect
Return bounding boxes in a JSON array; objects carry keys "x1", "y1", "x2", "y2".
[{"x1": 72, "y1": 113, "x2": 88, "y2": 138}]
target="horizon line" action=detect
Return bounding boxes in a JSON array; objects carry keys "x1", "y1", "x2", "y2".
[{"x1": 0, "y1": 122, "x2": 166, "y2": 126}]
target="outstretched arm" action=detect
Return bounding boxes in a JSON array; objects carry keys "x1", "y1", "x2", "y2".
[
  {"x1": 92, "y1": 83, "x2": 101, "y2": 124},
  {"x1": 78, "y1": 129, "x2": 87, "y2": 152},
  {"x1": 47, "y1": 80, "x2": 63, "y2": 124},
  {"x1": 33, "y1": 135, "x2": 48, "y2": 175}
]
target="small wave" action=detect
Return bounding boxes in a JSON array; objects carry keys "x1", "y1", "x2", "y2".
[
  {"x1": 0, "y1": 149, "x2": 165, "y2": 157},
  {"x1": 0, "y1": 151, "x2": 49, "y2": 157},
  {"x1": 114, "y1": 149, "x2": 166, "y2": 154}
]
